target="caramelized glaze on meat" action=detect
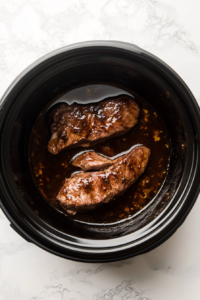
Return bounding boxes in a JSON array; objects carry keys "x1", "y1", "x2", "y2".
[
  {"x1": 72, "y1": 151, "x2": 114, "y2": 171},
  {"x1": 57, "y1": 146, "x2": 150, "y2": 215},
  {"x1": 48, "y1": 96, "x2": 140, "y2": 154}
]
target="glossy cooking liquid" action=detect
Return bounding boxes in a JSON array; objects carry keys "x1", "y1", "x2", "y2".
[{"x1": 29, "y1": 84, "x2": 170, "y2": 224}]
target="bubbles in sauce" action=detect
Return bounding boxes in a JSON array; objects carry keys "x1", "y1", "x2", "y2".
[{"x1": 29, "y1": 84, "x2": 170, "y2": 224}]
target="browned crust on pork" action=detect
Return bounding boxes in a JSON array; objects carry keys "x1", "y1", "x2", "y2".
[
  {"x1": 57, "y1": 146, "x2": 150, "y2": 215},
  {"x1": 48, "y1": 96, "x2": 140, "y2": 154}
]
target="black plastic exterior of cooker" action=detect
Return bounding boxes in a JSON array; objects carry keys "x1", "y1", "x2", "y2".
[{"x1": 0, "y1": 41, "x2": 200, "y2": 262}]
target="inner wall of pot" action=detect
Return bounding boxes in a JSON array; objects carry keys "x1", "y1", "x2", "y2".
[{"x1": 10, "y1": 59, "x2": 187, "y2": 239}]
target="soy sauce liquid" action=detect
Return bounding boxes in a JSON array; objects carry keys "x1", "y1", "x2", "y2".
[{"x1": 29, "y1": 84, "x2": 170, "y2": 224}]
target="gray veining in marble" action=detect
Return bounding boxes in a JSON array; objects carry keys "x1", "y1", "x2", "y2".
[{"x1": 0, "y1": 0, "x2": 200, "y2": 299}]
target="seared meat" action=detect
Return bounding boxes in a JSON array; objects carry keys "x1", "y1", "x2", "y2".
[
  {"x1": 57, "y1": 146, "x2": 150, "y2": 215},
  {"x1": 48, "y1": 96, "x2": 140, "y2": 154},
  {"x1": 72, "y1": 151, "x2": 113, "y2": 171},
  {"x1": 72, "y1": 147, "x2": 146, "y2": 171}
]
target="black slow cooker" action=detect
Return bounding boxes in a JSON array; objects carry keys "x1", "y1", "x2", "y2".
[{"x1": 0, "y1": 41, "x2": 200, "y2": 262}]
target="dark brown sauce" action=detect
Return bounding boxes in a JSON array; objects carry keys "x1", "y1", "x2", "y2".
[{"x1": 29, "y1": 84, "x2": 170, "y2": 224}]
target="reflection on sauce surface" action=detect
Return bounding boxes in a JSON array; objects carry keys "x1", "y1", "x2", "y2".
[{"x1": 29, "y1": 84, "x2": 170, "y2": 224}]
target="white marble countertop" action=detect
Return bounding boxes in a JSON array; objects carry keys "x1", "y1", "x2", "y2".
[{"x1": 0, "y1": 0, "x2": 200, "y2": 299}]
